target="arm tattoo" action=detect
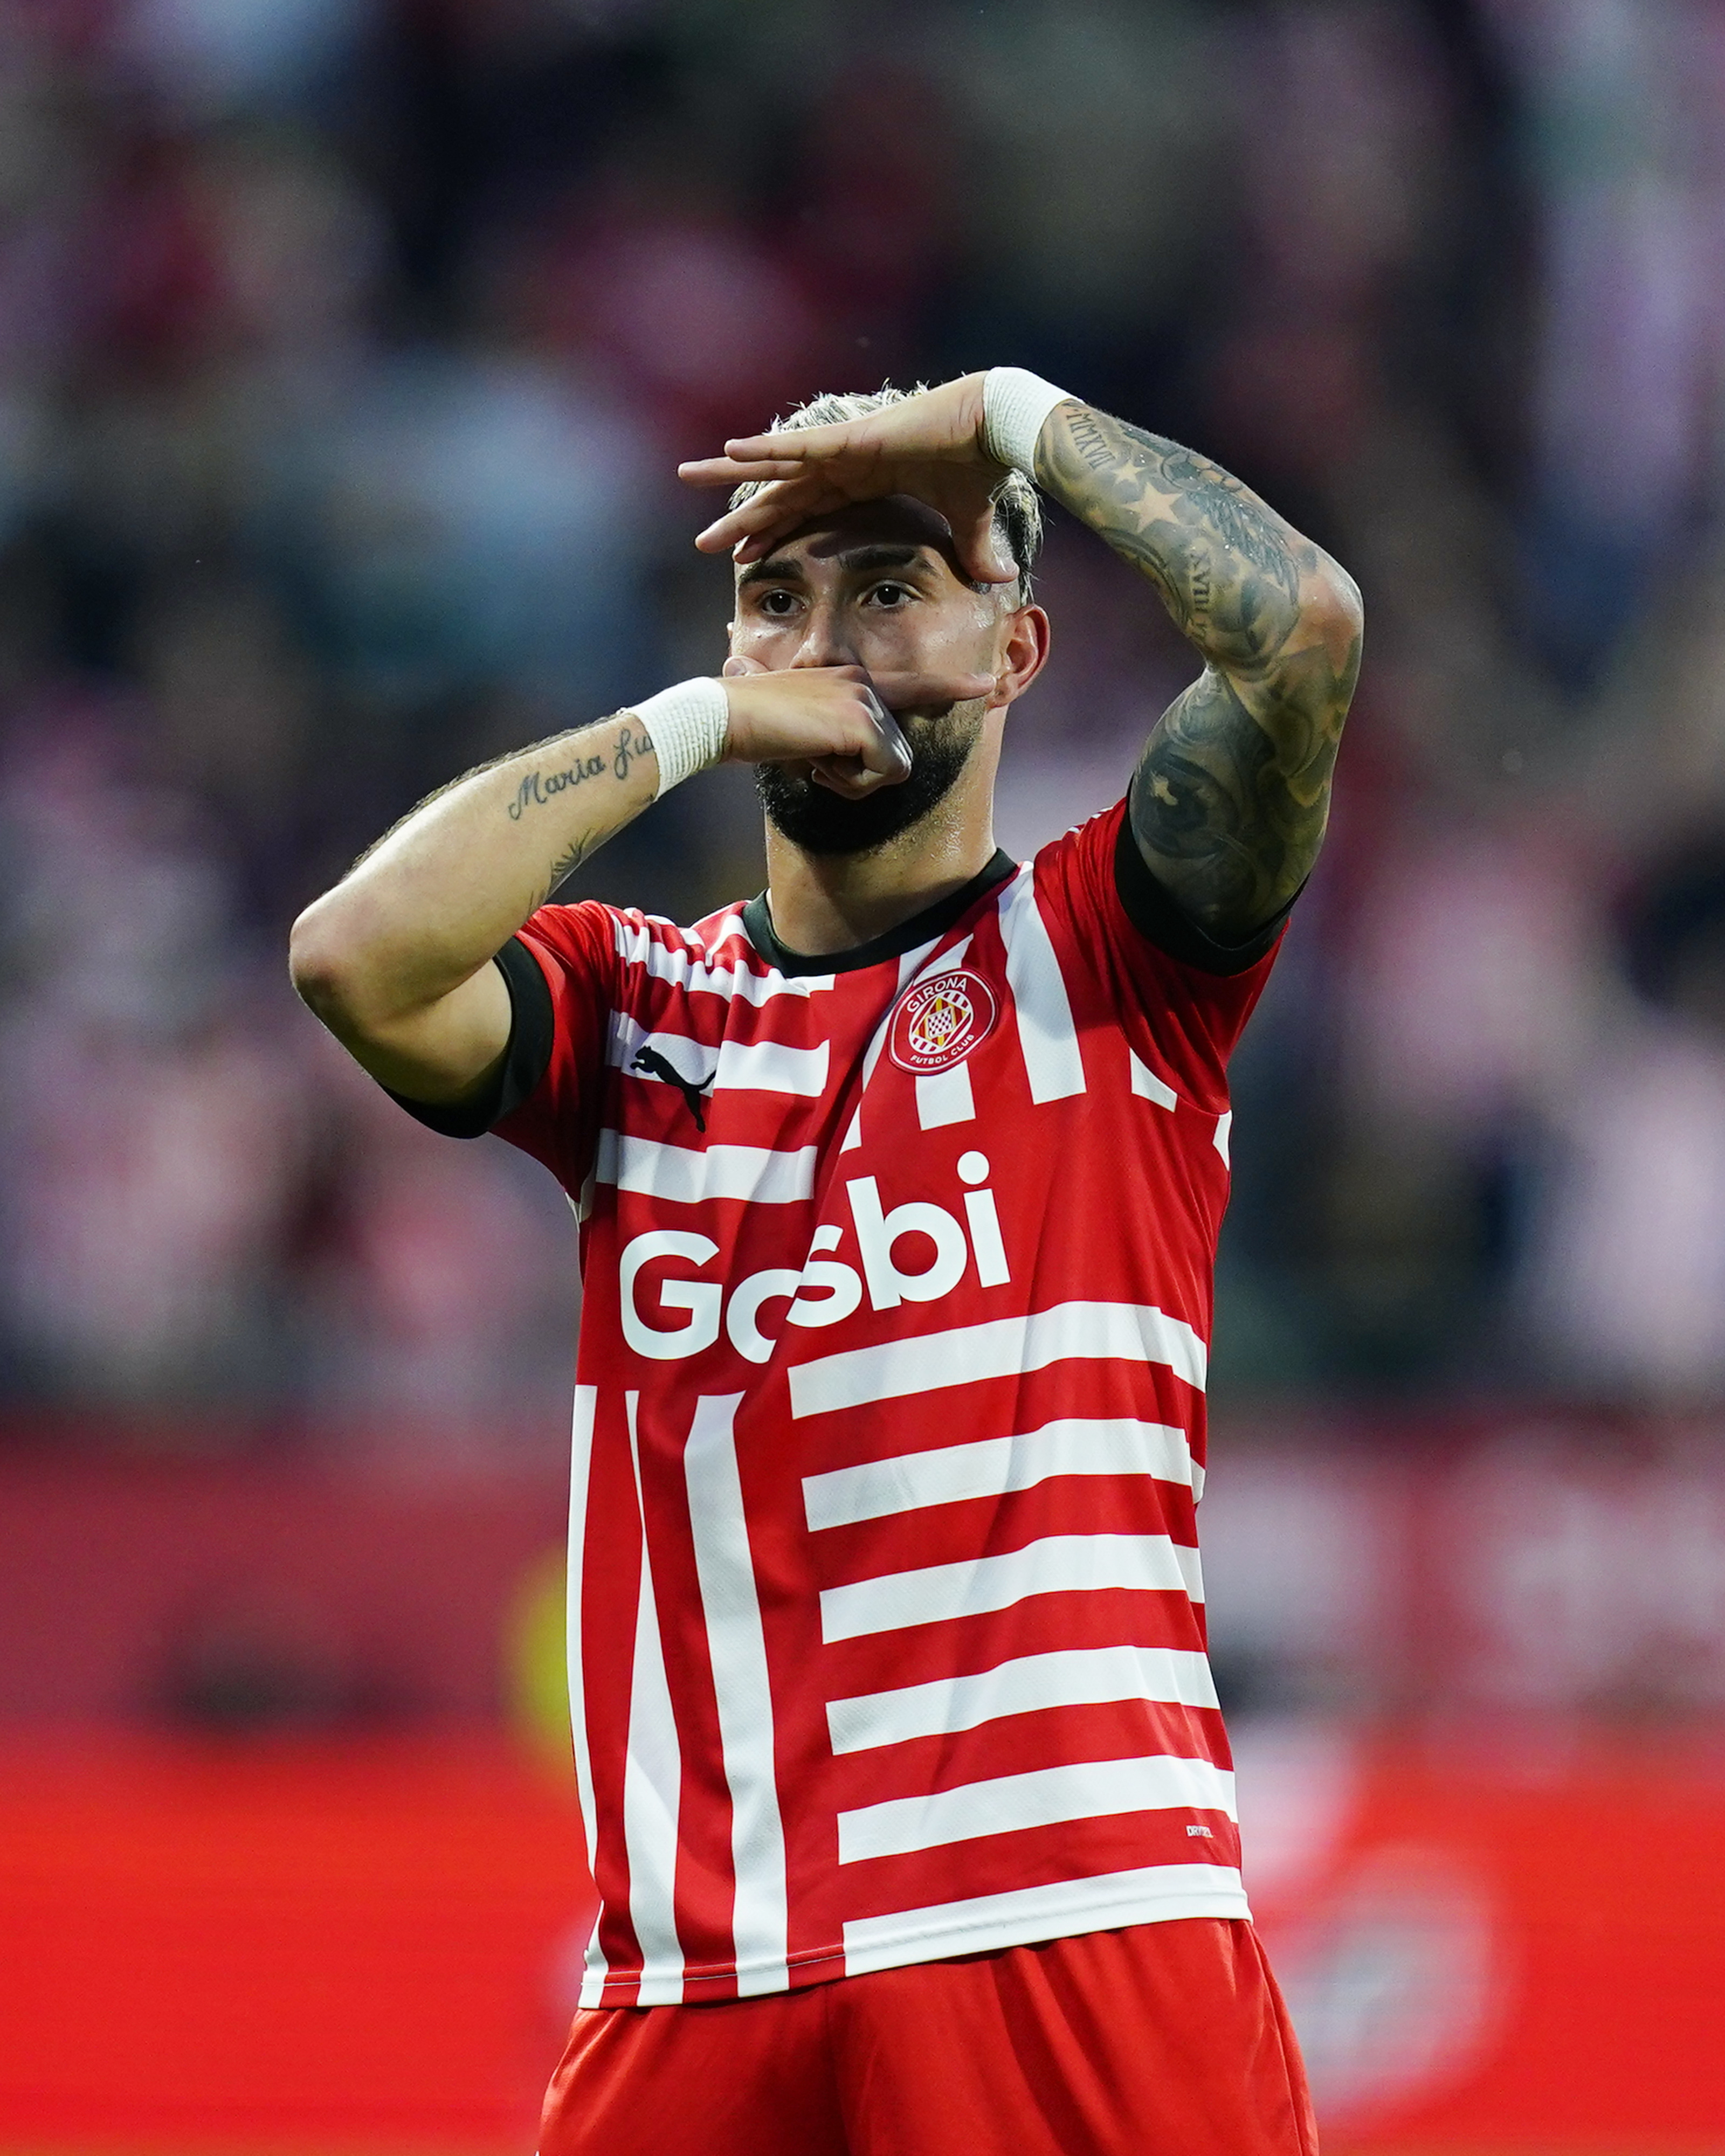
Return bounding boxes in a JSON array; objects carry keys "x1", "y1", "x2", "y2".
[
  {"x1": 1038, "y1": 405, "x2": 1362, "y2": 938},
  {"x1": 535, "y1": 836, "x2": 592, "y2": 909},
  {"x1": 506, "y1": 722, "x2": 654, "y2": 820},
  {"x1": 512, "y1": 721, "x2": 652, "y2": 906},
  {"x1": 349, "y1": 717, "x2": 654, "y2": 877}
]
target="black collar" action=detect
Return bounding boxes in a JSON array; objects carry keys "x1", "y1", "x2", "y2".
[{"x1": 741, "y1": 850, "x2": 1017, "y2": 978}]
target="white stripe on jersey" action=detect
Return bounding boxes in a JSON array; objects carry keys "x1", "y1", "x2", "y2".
[
  {"x1": 840, "y1": 1863, "x2": 1250, "y2": 1977},
  {"x1": 1214, "y1": 1110, "x2": 1233, "y2": 1166},
  {"x1": 612, "y1": 915, "x2": 833, "y2": 1003},
  {"x1": 825, "y1": 1643, "x2": 1220, "y2": 1754},
  {"x1": 998, "y1": 867, "x2": 1086, "y2": 1102},
  {"x1": 622, "y1": 1392, "x2": 685, "y2": 2003},
  {"x1": 836, "y1": 1753, "x2": 1238, "y2": 1863},
  {"x1": 802, "y1": 1415, "x2": 1199, "y2": 1531},
  {"x1": 877, "y1": 937, "x2": 952, "y2": 1078},
  {"x1": 788, "y1": 1300, "x2": 1208, "y2": 1420},
  {"x1": 1129, "y1": 1048, "x2": 1178, "y2": 1109},
  {"x1": 568, "y1": 1388, "x2": 610, "y2": 2007},
  {"x1": 914, "y1": 1064, "x2": 974, "y2": 1128},
  {"x1": 595, "y1": 1130, "x2": 817, "y2": 1205},
  {"x1": 844, "y1": 936, "x2": 972, "y2": 1154},
  {"x1": 898, "y1": 936, "x2": 948, "y2": 985},
  {"x1": 721, "y1": 1036, "x2": 831, "y2": 1095},
  {"x1": 922, "y1": 936, "x2": 974, "y2": 978},
  {"x1": 610, "y1": 1014, "x2": 831, "y2": 1098},
  {"x1": 908, "y1": 941, "x2": 979, "y2": 1131},
  {"x1": 682, "y1": 1391, "x2": 791, "y2": 1995},
  {"x1": 818, "y1": 1531, "x2": 1204, "y2": 1644}
]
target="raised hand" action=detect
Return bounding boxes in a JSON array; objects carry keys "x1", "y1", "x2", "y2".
[
  {"x1": 718, "y1": 658, "x2": 996, "y2": 798},
  {"x1": 678, "y1": 375, "x2": 1016, "y2": 584}
]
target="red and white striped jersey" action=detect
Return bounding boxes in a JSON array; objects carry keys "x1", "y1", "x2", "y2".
[{"x1": 476, "y1": 799, "x2": 1281, "y2": 2005}]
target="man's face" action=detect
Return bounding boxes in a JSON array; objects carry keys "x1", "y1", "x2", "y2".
[{"x1": 729, "y1": 496, "x2": 1022, "y2": 856}]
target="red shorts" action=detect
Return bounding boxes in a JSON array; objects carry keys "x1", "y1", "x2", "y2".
[{"x1": 539, "y1": 1918, "x2": 1317, "y2": 2156}]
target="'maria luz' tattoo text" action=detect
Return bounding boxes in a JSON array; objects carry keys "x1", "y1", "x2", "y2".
[{"x1": 507, "y1": 722, "x2": 654, "y2": 821}]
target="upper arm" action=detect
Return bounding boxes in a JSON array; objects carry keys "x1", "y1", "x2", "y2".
[
  {"x1": 1130, "y1": 577, "x2": 1362, "y2": 941},
  {"x1": 1031, "y1": 402, "x2": 1362, "y2": 941},
  {"x1": 292, "y1": 934, "x2": 516, "y2": 1106},
  {"x1": 299, "y1": 899, "x2": 616, "y2": 1187}
]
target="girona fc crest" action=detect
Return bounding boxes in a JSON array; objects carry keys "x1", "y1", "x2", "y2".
[{"x1": 888, "y1": 970, "x2": 999, "y2": 1074}]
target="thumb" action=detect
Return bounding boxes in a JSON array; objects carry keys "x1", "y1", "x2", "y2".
[
  {"x1": 722, "y1": 654, "x2": 769, "y2": 678},
  {"x1": 961, "y1": 514, "x2": 1018, "y2": 587}
]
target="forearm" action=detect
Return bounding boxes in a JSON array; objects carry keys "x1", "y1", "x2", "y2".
[
  {"x1": 1035, "y1": 403, "x2": 1355, "y2": 675},
  {"x1": 290, "y1": 712, "x2": 655, "y2": 1055},
  {"x1": 1033, "y1": 401, "x2": 1361, "y2": 936}
]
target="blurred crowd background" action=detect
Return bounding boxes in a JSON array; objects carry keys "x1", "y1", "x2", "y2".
[
  {"x1": 4, "y1": 0, "x2": 1725, "y2": 1434},
  {"x1": 6, "y1": 5, "x2": 1725, "y2": 2147}
]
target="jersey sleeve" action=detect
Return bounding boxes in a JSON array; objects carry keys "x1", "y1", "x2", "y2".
[
  {"x1": 488, "y1": 900, "x2": 615, "y2": 1191},
  {"x1": 385, "y1": 898, "x2": 615, "y2": 1196},
  {"x1": 1032, "y1": 798, "x2": 1287, "y2": 1109}
]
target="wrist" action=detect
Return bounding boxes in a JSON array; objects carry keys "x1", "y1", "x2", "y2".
[
  {"x1": 630, "y1": 678, "x2": 730, "y2": 797},
  {"x1": 981, "y1": 367, "x2": 1077, "y2": 479}
]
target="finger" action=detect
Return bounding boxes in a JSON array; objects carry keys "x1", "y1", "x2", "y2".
[
  {"x1": 696, "y1": 505, "x2": 841, "y2": 562},
  {"x1": 720, "y1": 421, "x2": 872, "y2": 465},
  {"x1": 767, "y1": 748, "x2": 885, "y2": 801},
  {"x1": 864, "y1": 669, "x2": 998, "y2": 712},
  {"x1": 721, "y1": 655, "x2": 769, "y2": 677},
  {"x1": 693, "y1": 477, "x2": 842, "y2": 557},
  {"x1": 955, "y1": 510, "x2": 1017, "y2": 586},
  {"x1": 678, "y1": 419, "x2": 880, "y2": 492},
  {"x1": 855, "y1": 687, "x2": 913, "y2": 783},
  {"x1": 678, "y1": 455, "x2": 813, "y2": 488},
  {"x1": 811, "y1": 757, "x2": 891, "y2": 798},
  {"x1": 716, "y1": 473, "x2": 839, "y2": 529}
]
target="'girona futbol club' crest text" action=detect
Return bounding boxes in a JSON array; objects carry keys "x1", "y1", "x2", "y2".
[{"x1": 888, "y1": 970, "x2": 997, "y2": 1073}]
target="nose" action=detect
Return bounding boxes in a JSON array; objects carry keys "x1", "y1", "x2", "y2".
[{"x1": 789, "y1": 597, "x2": 857, "y2": 671}]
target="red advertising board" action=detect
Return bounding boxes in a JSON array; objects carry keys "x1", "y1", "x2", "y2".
[
  {"x1": 0, "y1": 1736, "x2": 591, "y2": 2152},
  {"x1": 1, "y1": 1729, "x2": 1723, "y2": 2153},
  {"x1": 1239, "y1": 1723, "x2": 1725, "y2": 2150},
  {"x1": 3, "y1": 1435, "x2": 1725, "y2": 2150}
]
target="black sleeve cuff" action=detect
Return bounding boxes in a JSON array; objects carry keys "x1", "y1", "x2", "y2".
[
  {"x1": 386, "y1": 935, "x2": 556, "y2": 1139},
  {"x1": 1113, "y1": 808, "x2": 1299, "y2": 976}
]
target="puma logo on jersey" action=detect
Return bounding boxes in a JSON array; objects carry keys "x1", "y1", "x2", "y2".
[{"x1": 631, "y1": 1045, "x2": 715, "y2": 1132}]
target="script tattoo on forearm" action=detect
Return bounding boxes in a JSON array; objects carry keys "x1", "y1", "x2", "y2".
[
  {"x1": 506, "y1": 722, "x2": 654, "y2": 821},
  {"x1": 1038, "y1": 406, "x2": 1361, "y2": 937},
  {"x1": 503, "y1": 719, "x2": 654, "y2": 905},
  {"x1": 349, "y1": 717, "x2": 659, "y2": 886}
]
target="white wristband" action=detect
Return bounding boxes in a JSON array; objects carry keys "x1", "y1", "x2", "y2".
[
  {"x1": 981, "y1": 367, "x2": 1076, "y2": 478},
  {"x1": 632, "y1": 678, "x2": 730, "y2": 797}
]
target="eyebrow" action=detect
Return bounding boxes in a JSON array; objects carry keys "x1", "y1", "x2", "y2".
[
  {"x1": 735, "y1": 554, "x2": 801, "y2": 589},
  {"x1": 735, "y1": 543, "x2": 936, "y2": 590},
  {"x1": 831, "y1": 544, "x2": 929, "y2": 573}
]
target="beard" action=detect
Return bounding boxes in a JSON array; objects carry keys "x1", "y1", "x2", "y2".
[{"x1": 755, "y1": 703, "x2": 986, "y2": 857}]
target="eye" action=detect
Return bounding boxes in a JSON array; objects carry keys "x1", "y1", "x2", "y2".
[
  {"x1": 756, "y1": 588, "x2": 801, "y2": 617},
  {"x1": 866, "y1": 581, "x2": 915, "y2": 609}
]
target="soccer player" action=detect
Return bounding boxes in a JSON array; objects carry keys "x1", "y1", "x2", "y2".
[{"x1": 290, "y1": 369, "x2": 1361, "y2": 2155}]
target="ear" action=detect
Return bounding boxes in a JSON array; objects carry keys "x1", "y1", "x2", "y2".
[{"x1": 989, "y1": 603, "x2": 1051, "y2": 710}]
